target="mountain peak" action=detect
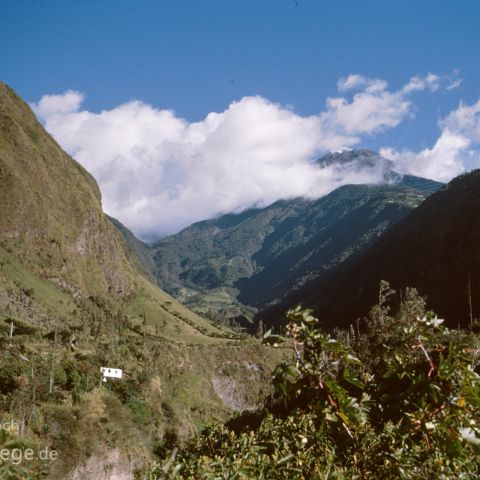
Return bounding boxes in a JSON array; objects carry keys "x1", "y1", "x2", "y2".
[
  {"x1": 314, "y1": 149, "x2": 445, "y2": 195},
  {"x1": 316, "y1": 149, "x2": 385, "y2": 167},
  {"x1": 315, "y1": 148, "x2": 402, "y2": 185}
]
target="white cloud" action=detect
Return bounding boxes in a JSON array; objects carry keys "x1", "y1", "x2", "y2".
[
  {"x1": 31, "y1": 73, "x2": 448, "y2": 239},
  {"x1": 322, "y1": 89, "x2": 409, "y2": 134},
  {"x1": 337, "y1": 74, "x2": 386, "y2": 94},
  {"x1": 446, "y1": 78, "x2": 463, "y2": 91},
  {"x1": 441, "y1": 99, "x2": 480, "y2": 142},
  {"x1": 380, "y1": 129, "x2": 470, "y2": 182},
  {"x1": 329, "y1": 72, "x2": 445, "y2": 135},
  {"x1": 402, "y1": 73, "x2": 440, "y2": 93},
  {"x1": 33, "y1": 90, "x2": 84, "y2": 119},
  {"x1": 381, "y1": 99, "x2": 480, "y2": 182}
]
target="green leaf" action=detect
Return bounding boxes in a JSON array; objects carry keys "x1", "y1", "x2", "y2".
[
  {"x1": 346, "y1": 354, "x2": 362, "y2": 366},
  {"x1": 324, "y1": 338, "x2": 341, "y2": 351},
  {"x1": 276, "y1": 454, "x2": 294, "y2": 465},
  {"x1": 343, "y1": 369, "x2": 365, "y2": 389},
  {"x1": 262, "y1": 329, "x2": 283, "y2": 346}
]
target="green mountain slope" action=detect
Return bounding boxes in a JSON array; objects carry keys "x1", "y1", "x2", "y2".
[
  {"x1": 0, "y1": 82, "x2": 281, "y2": 479},
  {"x1": 286, "y1": 170, "x2": 480, "y2": 329},
  {"x1": 108, "y1": 215, "x2": 158, "y2": 281},
  {"x1": 0, "y1": 82, "x2": 234, "y2": 343},
  {"x1": 0, "y1": 83, "x2": 136, "y2": 298},
  {"x1": 149, "y1": 151, "x2": 441, "y2": 326}
]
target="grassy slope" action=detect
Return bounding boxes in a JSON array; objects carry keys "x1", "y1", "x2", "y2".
[
  {"x1": 0, "y1": 242, "x2": 233, "y2": 344},
  {"x1": 0, "y1": 81, "x2": 236, "y2": 344},
  {"x1": 0, "y1": 196, "x2": 283, "y2": 476},
  {"x1": 0, "y1": 82, "x2": 283, "y2": 478}
]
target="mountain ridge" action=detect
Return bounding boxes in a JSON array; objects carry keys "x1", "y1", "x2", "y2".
[
  {"x1": 284, "y1": 169, "x2": 480, "y2": 329},
  {"x1": 145, "y1": 149, "x2": 442, "y2": 326},
  {"x1": 0, "y1": 81, "x2": 136, "y2": 298}
]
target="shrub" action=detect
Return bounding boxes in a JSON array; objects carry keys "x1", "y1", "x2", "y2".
[
  {"x1": 151, "y1": 286, "x2": 480, "y2": 479},
  {"x1": 0, "y1": 357, "x2": 25, "y2": 394}
]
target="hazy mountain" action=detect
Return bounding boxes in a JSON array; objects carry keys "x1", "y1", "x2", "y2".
[
  {"x1": 149, "y1": 150, "x2": 442, "y2": 325},
  {"x1": 281, "y1": 169, "x2": 480, "y2": 329}
]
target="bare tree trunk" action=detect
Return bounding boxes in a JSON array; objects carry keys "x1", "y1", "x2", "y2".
[
  {"x1": 467, "y1": 274, "x2": 474, "y2": 329},
  {"x1": 31, "y1": 366, "x2": 36, "y2": 402},
  {"x1": 49, "y1": 318, "x2": 59, "y2": 395},
  {"x1": 9, "y1": 320, "x2": 14, "y2": 346}
]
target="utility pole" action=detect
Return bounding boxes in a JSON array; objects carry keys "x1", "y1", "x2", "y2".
[{"x1": 8, "y1": 320, "x2": 14, "y2": 347}]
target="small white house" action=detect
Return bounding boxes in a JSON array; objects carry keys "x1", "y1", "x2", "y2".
[{"x1": 100, "y1": 367, "x2": 123, "y2": 382}]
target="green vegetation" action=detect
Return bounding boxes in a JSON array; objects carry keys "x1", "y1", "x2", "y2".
[
  {"x1": 148, "y1": 168, "x2": 440, "y2": 328},
  {"x1": 0, "y1": 246, "x2": 282, "y2": 478},
  {"x1": 1, "y1": 82, "x2": 477, "y2": 479},
  {"x1": 151, "y1": 284, "x2": 480, "y2": 479},
  {"x1": 0, "y1": 82, "x2": 283, "y2": 478},
  {"x1": 294, "y1": 169, "x2": 480, "y2": 330}
]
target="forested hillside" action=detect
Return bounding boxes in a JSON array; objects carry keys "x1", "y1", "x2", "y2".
[
  {"x1": 149, "y1": 150, "x2": 441, "y2": 327},
  {"x1": 152, "y1": 292, "x2": 480, "y2": 479},
  {"x1": 280, "y1": 170, "x2": 480, "y2": 330}
]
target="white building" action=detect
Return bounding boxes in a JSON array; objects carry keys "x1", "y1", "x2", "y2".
[{"x1": 100, "y1": 367, "x2": 123, "y2": 382}]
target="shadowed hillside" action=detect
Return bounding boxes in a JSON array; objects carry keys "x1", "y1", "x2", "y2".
[{"x1": 279, "y1": 170, "x2": 480, "y2": 329}]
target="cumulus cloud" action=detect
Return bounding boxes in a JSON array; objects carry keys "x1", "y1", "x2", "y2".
[
  {"x1": 33, "y1": 90, "x2": 84, "y2": 118},
  {"x1": 323, "y1": 87, "x2": 409, "y2": 135},
  {"x1": 380, "y1": 130, "x2": 469, "y2": 182},
  {"x1": 381, "y1": 99, "x2": 480, "y2": 182},
  {"x1": 31, "y1": 73, "x2": 447, "y2": 239},
  {"x1": 330, "y1": 73, "x2": 445, "y2": 135},
  {"x1": 441, "y1": 99, "x2": 480, "y2": 142},
  {"x1": 337, "y1": 74, "x2": 387, "y2": 94}
]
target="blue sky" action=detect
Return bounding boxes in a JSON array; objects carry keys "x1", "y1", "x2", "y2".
[{"x1": 2, "y1": 0, "x2": 480, "y2": 238}]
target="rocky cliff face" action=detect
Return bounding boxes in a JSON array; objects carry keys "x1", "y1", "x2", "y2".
[
  {"x1": 0, "y1": 82, "x2": 137, "y2": 298},
  {"x1": 67, "y1": 449, "x2": 145, "y2": 480}
]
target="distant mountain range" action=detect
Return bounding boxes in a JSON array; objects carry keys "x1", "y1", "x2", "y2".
[{"x1": 142, "y1": 150, "x2": 442, "y2": 326}]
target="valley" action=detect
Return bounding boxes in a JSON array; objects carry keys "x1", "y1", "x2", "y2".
[
  {"x1": 124, "y1": 150, "x2": 442, "y2": 331},
  {"x1": 0, "y1": 82, "x2": 479, "y2": 479}
]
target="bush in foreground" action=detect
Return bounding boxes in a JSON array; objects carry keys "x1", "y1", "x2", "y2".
[{"x1": 151, "y1": 286, "x2": 480, "y2": 479}]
